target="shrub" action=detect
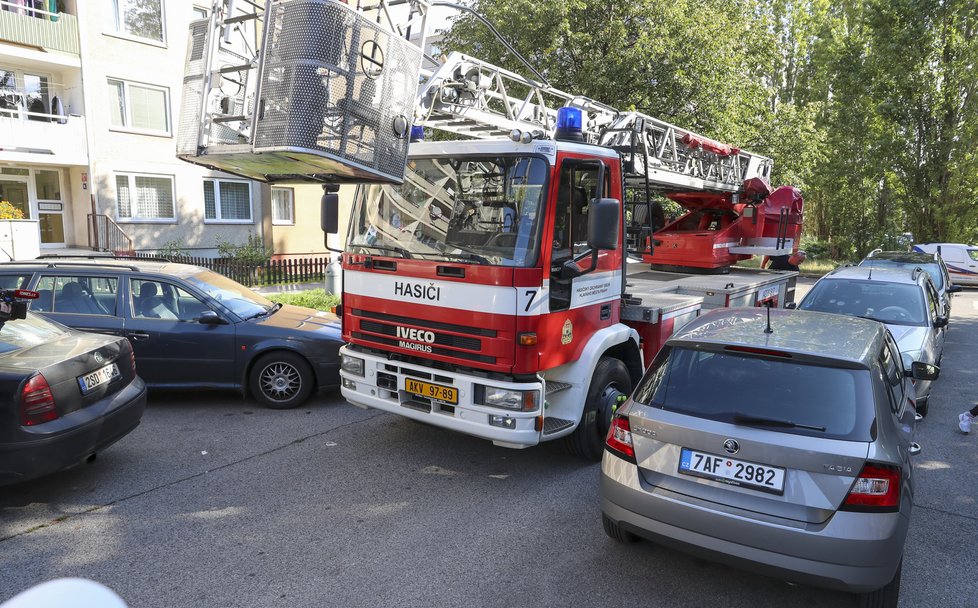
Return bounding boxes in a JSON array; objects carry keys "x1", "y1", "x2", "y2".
[
  {"x1": 157, "y1": 240, "x2": 189, "y2": 261},
  {"x1": 0, "y1": 200, "x2": 24, "y2": 220},
  {"x1": 216, "y1": 232, "x2": 273, "y2": 267}
]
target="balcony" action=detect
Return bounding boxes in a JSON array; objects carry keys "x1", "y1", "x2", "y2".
[
  {"x1": 0, "y1": 2, "x2": 79, "y2": 56},
  {"x1": 0, "y1": 106, "x2": 88, "y2": 165}
]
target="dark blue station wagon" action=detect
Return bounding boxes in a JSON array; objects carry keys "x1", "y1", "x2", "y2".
[{"x1": 0, "y1": 259, "x2": 342, "y2": 409}]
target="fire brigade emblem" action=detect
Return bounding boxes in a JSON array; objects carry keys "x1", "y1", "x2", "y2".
[{"x1": 561, "y1": 319, "x2": 573, "y2": 345}]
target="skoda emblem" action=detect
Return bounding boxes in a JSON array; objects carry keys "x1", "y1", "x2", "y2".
[
  {"x1": 94, "y1": 351, "x2": 104, "y2": 364},
  {"x1": 722, "y1": 439, "x2": 740, "y2": 455}
]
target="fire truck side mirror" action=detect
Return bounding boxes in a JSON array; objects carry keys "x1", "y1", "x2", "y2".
[
  {"x1": 321, "y1": 184, "x2": 340, "y2": 235},
  {"x1": 588, "y1": 198, "x2": 621, "y2": 251}
]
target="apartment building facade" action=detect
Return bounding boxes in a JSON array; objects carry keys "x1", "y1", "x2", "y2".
[{"x1": 0, "y1": 0, "x2": 347, "y2": 259}]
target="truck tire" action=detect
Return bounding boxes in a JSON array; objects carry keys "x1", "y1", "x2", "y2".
[{"x1": 565, "y1": 357, "x2": 632, "y2": 462}]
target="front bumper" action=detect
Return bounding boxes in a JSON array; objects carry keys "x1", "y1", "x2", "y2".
[
  {"x1": 600, "y1": 450, "x2": 908, "y2": 593},
  {"x1": 0, "y1": 377, "x2": 148, "y2": 485},
  {"x1": 339, "y1": 345, "x2": 543, "y2": 448}
]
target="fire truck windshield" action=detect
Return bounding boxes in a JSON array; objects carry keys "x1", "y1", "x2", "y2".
[{"x1": 350, "y1": 155, "x2": 549, "y2": 267}]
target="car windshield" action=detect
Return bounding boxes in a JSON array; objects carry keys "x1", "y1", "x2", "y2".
[
  {"x1": 799, "y1": 279, "x2": 928, "y2": 326},
  {"x1": 183, "y1": 270, "x2": 274, "y2": 319},
  {"x1": 632, "y1": 347, "x2": 875, "y2": 441},
  {"x1": 350, "y1": 155, "x2": 549, "y2": 266},
  {"x1": 860, "y1": 259, "x2": 943, "y2": 289},
  {"x1": 0, "y1": 313, "x2": 67, "y2": 355}
]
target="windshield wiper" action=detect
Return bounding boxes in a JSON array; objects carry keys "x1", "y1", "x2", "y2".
[
  {"x1": 245, "y1": 303, "x2": 281, "y2": 321},
  {"x1": 354, "y1": 244, "x2": 413, "y2": 259},
  {"x1": 733, "y1": 412, "x2": 826, "y2": 432},
  {"x1": 444, "y1": 251, "x2": 489, "y2": 265}
]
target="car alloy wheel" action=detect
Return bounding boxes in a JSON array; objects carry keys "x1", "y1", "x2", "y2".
[{"x1": 250, "y1": 352, "x2": 315, "y2": 409}]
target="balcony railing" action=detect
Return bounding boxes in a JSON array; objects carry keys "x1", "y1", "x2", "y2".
[
  {"x1": 0, "y1": 110, "x2": 88, "y2": 165},
  {"x1": 0, "y1": 2, "x2": 79, "y2": 55}
]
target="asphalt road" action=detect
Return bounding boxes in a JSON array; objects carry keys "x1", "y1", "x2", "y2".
[{"x1": 2, "y1": 280, "x2": 977, "y2": 607}]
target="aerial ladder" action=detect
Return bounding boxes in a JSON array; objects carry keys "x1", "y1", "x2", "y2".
[{"x1": 178, "y1": 0, "x2": 802, "y2": 270}]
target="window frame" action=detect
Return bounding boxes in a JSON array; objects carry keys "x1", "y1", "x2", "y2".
[
  {"x1": 115, "y1": 172, "x2": 177, "y2": 223},
  {"x1": 203, "y1": 178, "x2": 254, "y2": 224},
  {"x1": 107, "y1": 78, "x2": 171, "y2": 136},
  {"x1": 109, "y1": 0, "x2": 167, "y2": 46},
  {"x1": 271, "y1": 187, "x2": 295, "y2": 226}
]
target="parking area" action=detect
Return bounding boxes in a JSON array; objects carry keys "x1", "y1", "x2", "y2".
[{"x1": 1, "y1": 280, "x2": 977, "y2": 607}]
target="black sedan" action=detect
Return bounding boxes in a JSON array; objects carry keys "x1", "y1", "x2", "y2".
[
  {"x1": 0, "y1": 311, "x2": 146, "y2": 486},
  {"x1": 0, "y1": 260, "x2": 342, "y2": 409}
]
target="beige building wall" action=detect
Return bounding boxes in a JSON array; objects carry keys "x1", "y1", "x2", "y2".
[
  {"x1": 75, "y1": 1, "x2": 265, "y2": 256},
  {"x1": 270, "y1": 185, "x2": 355, "y2": 258}
]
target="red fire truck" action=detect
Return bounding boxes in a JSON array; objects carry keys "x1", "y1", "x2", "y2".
[{"x1": 178, "y1": 0, "x2": 803, "y2": 459}]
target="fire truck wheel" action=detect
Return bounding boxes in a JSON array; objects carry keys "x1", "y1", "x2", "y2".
[
  {"x1": 565, "y1": 357, "x2": 632, "y2": 462},
  {"x1": 250, "y1": 352, "x2": 315, "y2": 409}
]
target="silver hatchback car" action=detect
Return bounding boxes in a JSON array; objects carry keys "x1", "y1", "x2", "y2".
[{"x1": 600, "y1": 307, "x2": 938, "y2": 608}]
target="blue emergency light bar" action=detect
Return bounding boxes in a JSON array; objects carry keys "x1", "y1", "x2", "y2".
[{"x1": 555, "y1": 107, "x2": 584, "y2": 142}]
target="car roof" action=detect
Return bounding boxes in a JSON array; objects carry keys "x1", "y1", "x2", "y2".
[
  {"x1": 822, "y1": 265, "x2": 927, "y2": 286},
  {"x1": 668, "y1": 308, "x2": 885, "y2": 369},
  {"x1": 863, "y1": 251, "x2": 937, "y2": 263},
  {"x1": 0, "y1": 258, "x2": 208, "y2": 278}
]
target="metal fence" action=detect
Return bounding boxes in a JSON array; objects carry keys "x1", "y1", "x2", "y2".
[{"x1": 126, "y1": 252, "x2": 330, "y2": 288}]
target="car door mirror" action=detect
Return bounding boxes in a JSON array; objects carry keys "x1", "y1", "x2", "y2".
[
  {"x1": 198, "y1": 311, "x2": 228, "y2": 325},
  {"x1": 907, "y1": 361, "x2": 939, "y2": 381},
  {"x1": 934, "y1": 316, "x2": 949, "y2": 328},
  {"x1": 321, "y1": 184, "x2": 340, "y2": 235},
  {"x1": 587, "y1": 198, "x2": 620, "y2": 252},
  {"x1": 784, "y1": 301, "x2": 797, "y2": 310},
  {"x1": 948, "y1": 284, "x2": 962, "y2": 293}
]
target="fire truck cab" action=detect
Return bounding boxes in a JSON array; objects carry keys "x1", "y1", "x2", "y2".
[{"x1": 338, "y1": 130, "x2": 644, "y2": 459}]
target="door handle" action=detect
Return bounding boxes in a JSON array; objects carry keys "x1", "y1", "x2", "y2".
[{"x1": 127, "y1": 333, "x2": 150, "y2": 341}]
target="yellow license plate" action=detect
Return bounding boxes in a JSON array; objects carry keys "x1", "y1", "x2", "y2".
[{"x1": 404, "y1": 378, "x2": 458, "y2": 404}]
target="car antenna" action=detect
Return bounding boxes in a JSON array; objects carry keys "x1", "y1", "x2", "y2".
[{"x1": 764, "y1": 300, "x2": 773, "y2": 334}]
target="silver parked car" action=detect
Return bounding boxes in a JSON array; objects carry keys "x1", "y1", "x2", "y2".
[
  {"x1": 600, "y1": 307, "x2": 938, "y2": 608},
  {"x1": 796, "y1": 265, "x2": 946, "y2": 416}
]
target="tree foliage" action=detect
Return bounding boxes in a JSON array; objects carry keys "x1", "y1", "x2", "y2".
[{"x1": 439, "y1": 0, "x2": 978, "y2": 258}]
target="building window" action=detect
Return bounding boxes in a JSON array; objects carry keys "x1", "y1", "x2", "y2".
[
  {"x1": 192, "y1": 6, "x2": 208, "y2": 19},
  {"x1": 116, "y1": 173, "x2": 175, "y2": 222},
  {"x1": 271, "y1": 187, "x2": 294, "y2": 225},
  {"x1": 204, "y1": 179, "x2": 252, "y2": 223},
  {"x1": 112, "y1": 0, "x2": 165, "y2": 43},
  {"x1": 107, "y1": 79, "x2": 170, "y2": 135}
]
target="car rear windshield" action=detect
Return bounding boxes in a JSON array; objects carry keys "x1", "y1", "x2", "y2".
[
  {"x1": 0, "y1": 314, "x2": 67, "y2": 355},
  {"x1": 632, "y1": 347, "x2": 876, "y2": 441}
]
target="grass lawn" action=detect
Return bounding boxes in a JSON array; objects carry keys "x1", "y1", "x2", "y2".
[{"x1": 265, "y1": 289, "x2": 340, "y2": 312}]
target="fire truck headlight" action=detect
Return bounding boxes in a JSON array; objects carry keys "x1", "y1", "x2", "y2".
[
  {"x1": 479, "y1": 386, "x2": 539, "y2": 412},
  {"x1": 341, "y1": 354, "x2": 365, "y2": 377}
]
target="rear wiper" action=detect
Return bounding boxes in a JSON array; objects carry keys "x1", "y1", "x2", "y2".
[
  {"x1": 733, "y1": 413, "x2": 826, "y2": 432},
  {"x1": 355, "y1": 244, "x2": 413, "y2": 259}
]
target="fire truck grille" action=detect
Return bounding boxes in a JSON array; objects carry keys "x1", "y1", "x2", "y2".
[
  {"x1": 352, "y1": 332, "x2": 495, "y2": 364},
  {"x1": 351, "y1": 309, "x2": 497, "y2": 337},
  {"x1": 359, "y1": 320, "x2": 482, "y2": 351}
]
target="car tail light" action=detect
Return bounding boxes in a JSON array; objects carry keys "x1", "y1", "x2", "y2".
[
  {"x1": 605, "y1": 415, "x2": 636, "y2": 463},
  {"x1": 841, "y1": 462, "x2": 901, "y2": 512},
  {"x1": 21, "y1": 374, "x2": 57, "y2": 426}
]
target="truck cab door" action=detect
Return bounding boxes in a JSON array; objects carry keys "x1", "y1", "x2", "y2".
[{"x1": 548, "y1": 159, "x2": 609, "y2": 312}]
